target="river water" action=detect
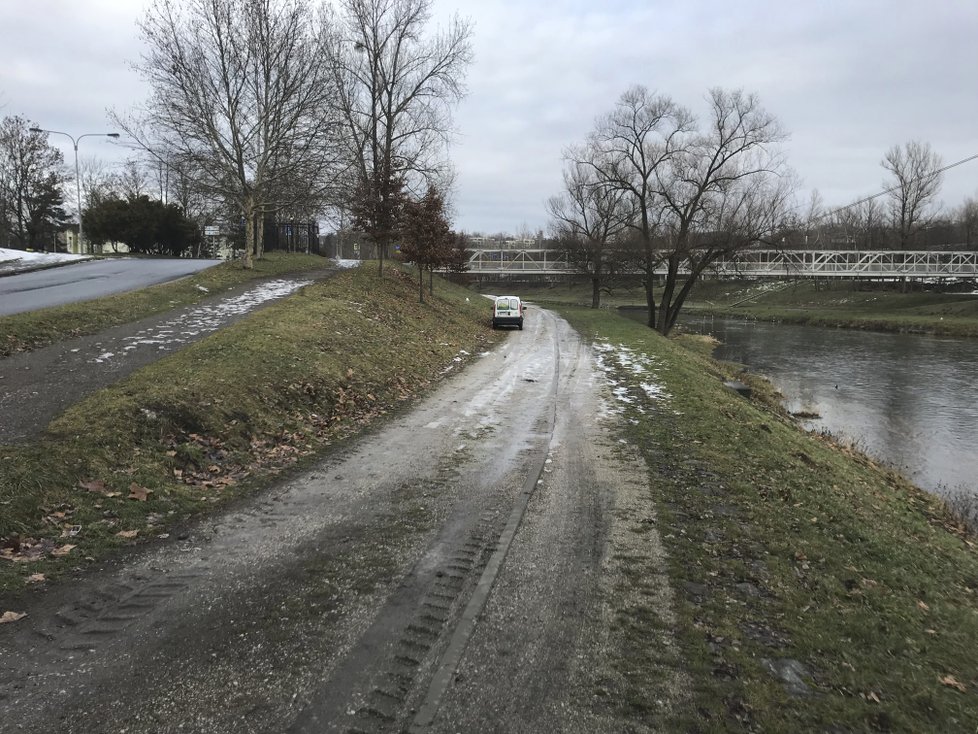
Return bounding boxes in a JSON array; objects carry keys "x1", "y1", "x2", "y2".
[{"x1": 672, "y1": 313, "x2": 978, "y2": 500}]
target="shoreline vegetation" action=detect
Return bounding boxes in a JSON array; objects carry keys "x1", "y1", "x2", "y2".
[
  {"x1": 506, "y1": 277, "x2": 978, "y2": 338},
  {"x1": 556, "y1": 305, "x2": 978, "y2": 731}
]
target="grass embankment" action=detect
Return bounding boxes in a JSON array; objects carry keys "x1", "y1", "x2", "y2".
[
  {"x1": 688, "y1": 279, "x2": 978, "y2": 337},
  {"x1": 560, "y1": 305, "x2": 978, "y2": 732},
  {"x1": 502, "y1": 278, "x2": 978, "y2": 337},
  {"x1": 0, "y1": 264, "x2": 499, "y2": 596},
  {"x1": 0, "y1": 252, "x2": 329, "y2": 357}
]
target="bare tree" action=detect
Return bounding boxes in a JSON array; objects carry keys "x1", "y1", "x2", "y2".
[
  {"x1": 956, "y1": 195, "x2": 978, "y2": 249},
  {"x1": 0, "y1": 116, "x2": 70, "y2": 250},
  {"x1": 78, "y1": 156, "x2": 120, "y2": 211},
  {"x1": 881, "y1": 140, "x2": 943, "y2": 250},
  {"x1": 583, "y1": 87, "x2": 792, "y2": 334},
  {"x1": 329, "y1": 0, "x2": 472, "y2": 276},
  {"x1": 548, "y1": 153, "x2": 631, "y2": 308},
  {"x1": 584, "y1": 86, "x2": 694, "y2": 328},
  {"x1": 115, "y1": 0, "x2": 341, "y2": 268},
  {"x1": 116, "y1": 158, "x2": 150, "y2": 201}
]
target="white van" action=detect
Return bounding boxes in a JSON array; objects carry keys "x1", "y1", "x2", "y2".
[{"x1": 492, "y1": 295, "x2": 525, "y2": 330}]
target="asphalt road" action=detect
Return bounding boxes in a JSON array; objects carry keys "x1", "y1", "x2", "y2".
[
  {"x1": 0, "y1": 258, "x2": 222, "y2": 316},
  {"x1": 0, "y1": 309, "x2": 672, "y2": 733}
]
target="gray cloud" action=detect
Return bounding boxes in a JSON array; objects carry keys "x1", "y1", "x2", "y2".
[{"x1": 3, "y1": 0, "x2": 976, "y2": 234}]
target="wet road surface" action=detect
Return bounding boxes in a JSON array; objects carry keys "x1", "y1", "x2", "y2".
[{"x1": 0, "y1": 258, "x2": 221, "y2": 316}]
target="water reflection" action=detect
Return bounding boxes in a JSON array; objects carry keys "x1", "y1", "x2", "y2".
[{"x1": 677, "y1": 313, "x2": 978, "y2": 499}]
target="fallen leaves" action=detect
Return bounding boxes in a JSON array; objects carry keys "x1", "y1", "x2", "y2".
[
  {"x1": 0, "y1": 611, "x2": 27, "y2": 624},
  {"x1": 27, "y1": 573, "x2": 45, "y2": 583},
  {"x1": 128, "y1": 483, "x2": 153, "y2": 502},
  {"x1": 78, "y1": 479, "x2": 121, "y2": 498},
  {"x1": 50, "y1": 544, "x2": 76, "y2": 557},
  {"x1": 1, "y1": 537, "x2": 73, "y2": 563},
  {"x1": 939, "y1": 675, "x2": 968, "y2": 693}
]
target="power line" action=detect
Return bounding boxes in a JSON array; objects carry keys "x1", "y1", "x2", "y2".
[{"x1": 816, "y1": 150, "x2": 978, "y2": 222}]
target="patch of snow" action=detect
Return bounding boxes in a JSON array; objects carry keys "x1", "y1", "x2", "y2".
[
  {"x1": 90, "y1": 279, "x2": 310, "y2": 365},
  {"x1": 0, "y1": 247, "x2": 89, "y2": 272},
  {"x1": 333, "y1": 258, "x2": 361, "y2": 269},
  {"x1": 592, "y1": 339, "x2": 672, "y2": 410}
]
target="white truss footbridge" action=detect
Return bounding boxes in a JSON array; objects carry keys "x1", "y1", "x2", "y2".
[{"x1": 463, "y1": 248, "x2": 978, "y2": 279}]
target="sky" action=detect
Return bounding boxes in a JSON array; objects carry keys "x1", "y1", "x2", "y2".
[{"x1": 2, "y1": 0, "x2": 977, "y2": 236}]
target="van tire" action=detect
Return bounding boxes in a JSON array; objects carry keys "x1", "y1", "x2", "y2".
[{"x1": 518, "y1": 320, "x2": 523, "y2": 330}]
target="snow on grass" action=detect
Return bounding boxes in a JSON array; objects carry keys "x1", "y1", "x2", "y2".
[
  {"x1": 593, "y1": 340, "x2": 671, "y2": 414},
  {"x1": 91, "y1": 279, "x2": 311, "y2": 364},
  {"x1": 333, "y1": 258, "x2": 362, "y2": 269},
  {"x1": 0, "y1": 247, "x2": 88, "y2": 269}
]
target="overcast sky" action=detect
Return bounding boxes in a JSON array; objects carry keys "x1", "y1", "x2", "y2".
[{"x1": 2, "y1": 0, "x2": 976, "y2": 235}]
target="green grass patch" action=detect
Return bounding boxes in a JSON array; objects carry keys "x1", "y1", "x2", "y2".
[
  {"x1": 559, "y1": 305, "x2": 978, "y2": 732},
  {"x1": 686, "y1": 278, "x2": 978, "y2": 338},
  {"x1": 0, "y1": 252, "x2": 330, "y2": 357},
  {"x1": 0, "y1": 264, "x2": 500, "y2": 595},
  {"x1": 479, "y1": 277, "x2": 978, "y2": 337}
]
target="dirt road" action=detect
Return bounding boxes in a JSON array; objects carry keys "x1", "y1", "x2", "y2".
[{"x1": 0, "y1": 308, "x2": 677, "y2": 733}]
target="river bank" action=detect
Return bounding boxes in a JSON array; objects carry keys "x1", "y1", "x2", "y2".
[
  {"x1": 686, "y1": 278, "x2": 978, "y2": 338},
  {"x1": 558, "y1": 304, "x2": 978, "y2": 731},
  {"x1": 675, "y1": 314, "x2": 978, "y2": 525},
  {"x1": 509, "y1": 277, "x2": 978, "y2": 338}
]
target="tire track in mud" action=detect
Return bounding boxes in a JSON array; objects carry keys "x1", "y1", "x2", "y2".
[{"x1": 290, "y1": 310, "x2": 565, "y2": 734}]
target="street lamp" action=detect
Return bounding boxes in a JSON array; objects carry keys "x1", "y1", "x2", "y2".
[{"x1": 29, "y1": 128, "x2": 120, "y2": 254}]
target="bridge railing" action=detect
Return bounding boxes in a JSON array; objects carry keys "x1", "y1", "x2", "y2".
[{"x1": 461, "y1": 248, "x2": 978, "y2": 278}]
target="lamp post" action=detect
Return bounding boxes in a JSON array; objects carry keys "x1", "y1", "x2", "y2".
[{"x1": 29, "y1": 128, "x2": 120, "y2": 254}]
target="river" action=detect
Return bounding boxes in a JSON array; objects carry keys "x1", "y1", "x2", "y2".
[{"x1": 664, "y1": 312, "x2": 978, "y2": 501}]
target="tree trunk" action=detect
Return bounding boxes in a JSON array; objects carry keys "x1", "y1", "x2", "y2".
[
  {"x1": 255, "y1": 211, "x2": 266, "y2": 261},
  {"x1": 591, "y1": 277, "x2": 600, "y2": 308},
  {"x1": 242, "y1": 199, "x2": 254, "y2": 270},
  {"x1": 429, "y1": 268, "x2": 434, "y2": 297},
  {"x1": 418, "y1": 265, "x2": 424, "y2": 303},
  {"x1": 644, "y1": 278, "x2": 656, "y2": 329},
  {"x1": 664, "y1": 268, "x2": 701, "y2": 335},
  {"x1": 656, "y1": 256, "x2": 680, "y2": 334}
]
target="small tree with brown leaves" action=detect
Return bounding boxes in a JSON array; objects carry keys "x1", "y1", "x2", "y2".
[{"x1": 398, "y1": 187, "x2": 451, "y2": 302}]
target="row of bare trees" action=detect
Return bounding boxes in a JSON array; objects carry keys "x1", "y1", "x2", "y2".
[
  {"x1": 109, "y1": 0, "x2": 471, "y2": 269},
  {"x1": 550, "y1": 88, "x2": 976, "y2": 334},
  {"x1": 803, "y1": 142, "x2": 977, "y2": 251},
  {"x1": 549, "y1": 86, "x2": 793, "y2": 335}
]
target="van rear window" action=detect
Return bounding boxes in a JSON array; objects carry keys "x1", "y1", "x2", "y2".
[{"x1": 497, "y1": 298, "x2": 518, "y2": 310}]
